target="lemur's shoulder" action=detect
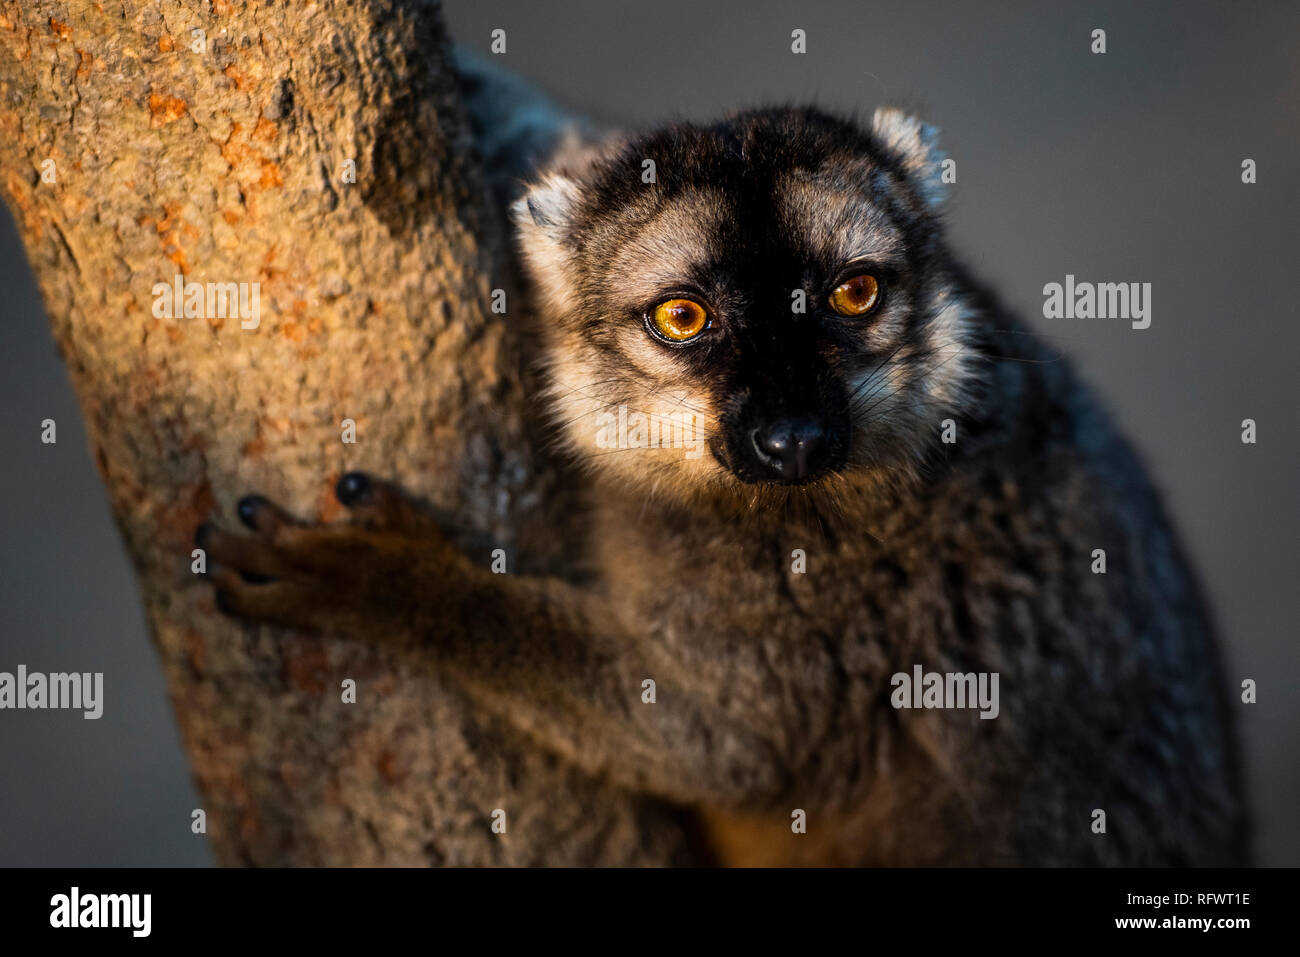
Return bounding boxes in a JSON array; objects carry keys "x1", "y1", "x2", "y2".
[{"x1": 452, "y1": 49, "x2": 596, "y2": 207}]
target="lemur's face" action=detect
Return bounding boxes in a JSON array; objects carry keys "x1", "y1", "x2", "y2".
[{"x1": 515, "y1": 107, "x2": 975, "y2": 502}]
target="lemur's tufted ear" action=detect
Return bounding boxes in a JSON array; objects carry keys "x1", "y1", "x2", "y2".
[
  {"x1": 512, "y1": 173, "x2": 582, "y2": 239},
  {"x1": 870, "y1": 107, "x2": 947, "y2": 209},
  {"x1": 511, "y1": 129, "x2": 620, "y2": 300},
  {"x1": 511, "y1": 172, "x2": 580, "y2": 307},
  {"x1": 511, "y1": 127, "x2": 615, "y2": 245}
]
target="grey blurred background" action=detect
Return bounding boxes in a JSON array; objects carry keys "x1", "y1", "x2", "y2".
[{"x1": 1, "y1": 0, "x2": 1295, "y2": 866}]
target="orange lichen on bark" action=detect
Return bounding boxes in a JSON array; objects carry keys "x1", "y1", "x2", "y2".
[
  {"x1": 48, "y1": 18, "x2": 71, "y2": 40},
  {"x1": 154, "y1": 201, "x2": 195, "y2": 273},
  {"x1": 164, "y1": 244, "x2": 188, "y2": 273},
  {"x1": 253, "y1": 116, "x2": 278, "y2": 142},
  {"x1": 258, "y1": 244, "x2": 286, "y2": 283},
  {"x1": 221, "y1": 64, "x2": 246, "y2": 89},
  {"x1": 218, "y1": 121, "x2": 285, "y2": 191},
  {"x1": 258, "y1": 162, "x2": 283, "y2": 189},
  {"x1": 147, "y1": 93, "x2": 188, "y2": 127},
  {"x1": 2, "y1": 169, "x2": 43, "y2": 235}
]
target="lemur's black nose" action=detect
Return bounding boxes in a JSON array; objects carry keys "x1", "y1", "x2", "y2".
[{"x1": 751, "y1": 418, "x2": 827, "y2": 482}]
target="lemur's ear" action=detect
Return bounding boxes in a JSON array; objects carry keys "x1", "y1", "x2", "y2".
[
  {"x1": 511, "y1": 174, "x2": 578, "y2": 304},
  {"x1": 512, "y1": 124, "x2": 633, "y2": 247},
  {"x1": 512, "y1": 173, "x2": 581, "y2": 239},
  {"x1": 870, "y1": 107, "x2": 947, "y2": 209},
  {"x1": 511, "y1": 126, "x2": 611, "y2": 245}
]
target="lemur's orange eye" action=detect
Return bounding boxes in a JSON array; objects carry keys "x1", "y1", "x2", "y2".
[
  {"x1": 829, "y1": 274, "x2": 880, "y2": 317},
  {"x1": 650, "y1": 298, "x2": 709, "y2": 341}
]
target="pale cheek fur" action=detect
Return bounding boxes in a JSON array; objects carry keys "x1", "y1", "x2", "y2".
[
  {"x1": 914, "y1": 294, "x2": 975, "y2": 409},
  {"x1": 545, "y1": 343, "x2": 723, "y2": 486}
]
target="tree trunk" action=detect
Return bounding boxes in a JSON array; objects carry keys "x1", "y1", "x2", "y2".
[{"x1": 0, "y1": 0, "x2": 690, "y2": 865}]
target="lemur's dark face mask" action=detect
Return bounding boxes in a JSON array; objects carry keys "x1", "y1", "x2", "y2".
[{"x1": 640, "y1": 261, "x2": 889, "y2": 486}]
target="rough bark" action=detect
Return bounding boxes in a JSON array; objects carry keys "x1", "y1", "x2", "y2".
[{"x1": 0, "y1": 0, "x2": 689, "y2": 865}]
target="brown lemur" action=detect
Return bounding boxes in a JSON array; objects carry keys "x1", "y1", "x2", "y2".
[{"x1": 196, "y1": 61, "x2": 1245, "y2": 865}]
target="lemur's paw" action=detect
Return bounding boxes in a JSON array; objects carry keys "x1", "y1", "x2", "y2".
[
  {"x1": 195, "y1": 473, "x2": 451, "y2": 635},
  {"x1": 333, "y1": 471, "x2": 448, "y2": 536}
]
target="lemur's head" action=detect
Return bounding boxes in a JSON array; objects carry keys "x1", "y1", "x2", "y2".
[{"x1": 514, "y1": 107, "x2": 977, "y2": 504}]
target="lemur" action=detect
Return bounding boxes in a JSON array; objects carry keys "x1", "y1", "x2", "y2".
[{"x1": 196, "y1": 57, "x2": 1245, "y2": 866}]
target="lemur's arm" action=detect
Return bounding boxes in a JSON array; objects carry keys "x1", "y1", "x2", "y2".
[
  {"x1": 200, "y1": 64, "x2": 798, "y2": 811},
  {"x1": 198, "y1": 474, "x2": 797, "y2": 809}
]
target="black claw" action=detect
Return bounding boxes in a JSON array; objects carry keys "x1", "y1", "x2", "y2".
[
  {"x1": 195, "y1": 522, "x2": 213, "y2": 550},
  {"x1": 237, "y1": 495, "x2": 269, "y2": 529},
  {"x1": 336, "y1": 471, "x2": 372, "y2": 506}
]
